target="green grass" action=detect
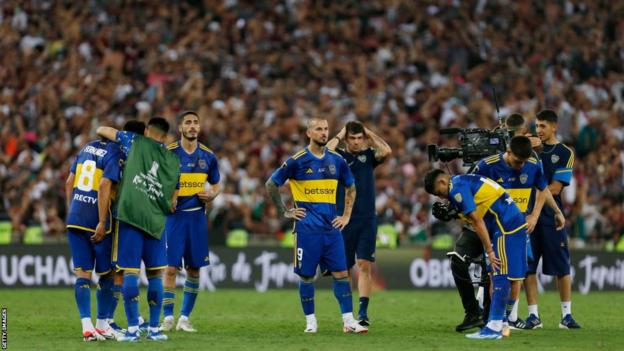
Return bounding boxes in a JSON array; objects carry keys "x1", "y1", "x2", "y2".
[{"x1": 0, "y1": 289, "x2": 621, "y2": 350}]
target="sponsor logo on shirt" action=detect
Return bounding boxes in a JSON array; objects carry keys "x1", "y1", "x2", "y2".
[{"x1": 304, "y1": 188, "x2": 335, "y2": 195}]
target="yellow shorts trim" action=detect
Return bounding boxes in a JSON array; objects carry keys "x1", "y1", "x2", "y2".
[{"x1": 146, "y1": 265, "x2": 167, "y2": 271}]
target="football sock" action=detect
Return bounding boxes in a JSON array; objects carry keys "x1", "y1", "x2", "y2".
[
  {"x1": 122, "y1": 272, "x2": 140, "y2": 329},
  {"x1": 96, "y1": 276, "x2": 113, "y2": 323},
  {"x1": 74, "y1": 278, "x2": 91, "y2": 319},
  {"x1": 488, "y1": 275, "x2": 510, "y2": 332},
  {"x1": 508, "y1": 299, "x2": 519, "y2": 322},
  {"x1": 81, "y1": 317, "x2": 95, "y2": 333},
  {"x1": 147, "y1": 276, "x2": 164, "y2": 328},
  {"x1": 305, "y1": 314, "x2": 317, "y2": 326},
  {"x1": 332, "y1": 277, "x2": 353, "y2": 314},
  {"x1": 181, "y1": 276, "x2": 199, "y2": 317},
  {"x1": 299, "y1": 280, "x2": 315, "y2": 315},
  {"x1": 109, "y1": 284, "x2": 122, "y2": 320},
  {"x1": 358, "y1": 297, "x2": 369, "y2": 318},
  {"x1": 528, "y1": 304, "x2": 539, "y2": 317},
  {"x1": 163, "y1": 287, "x2": 175, "y2": 317},
  {"x1": 561, "y1": 301, "x2": 571, "y2": 318}
]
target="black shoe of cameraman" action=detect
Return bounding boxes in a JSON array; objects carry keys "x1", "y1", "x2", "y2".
[{"x1": 455, "y1": 314, "x2": 485, "y2": 332}]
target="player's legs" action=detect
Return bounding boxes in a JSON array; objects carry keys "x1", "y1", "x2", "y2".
[
  {"x1": 524, "y1": 224, "x2": 544, "y2": 328},
  {"x1": 501, "y1": 231, "x2": 527, "y2": 332},
  {"x1": 354, "y1": 216, "x2": 376, "y2": 323},
  {"x1": 176, "y1": 267, "x2": 200, "y2": 332},
  {"x1": 108, "y1": 221, "x2": 124, "y2": 332},
  {"x1": 467, "y1": 233, "x2": 512, "y2": 340},
  {"x1": 115, "y1": 221, "x2": 143, "y2": 340},
  {"x1": 92, "y1": 234, "x2": 115, "y2": 337},
  {"x1": 179, "y1": 210, "x2": 209, "y2": 329},
  {"x1": 451, "y1": 229, "x2": 486, "y2": 331},
  {"x1": 324, "y1": 231, "x2": 367, "y2": 334},
  {"x1": 163, "y1": 213, "x2": 186, "y2": 324},
  {"x1": 356, "y1": 259, "x2": 372, "y2": 321},
  {"x1": 142, "y1": 231, "x2": 167, "y2": 339},
  {"x1": 162, "y1": 266, "x2": 179, "y2": 330},
  {"x1": 145, "y1": 268, "x2": 167, "y2": 340},
  {"x1": 95, "y1": 272, "x2": 116, "y2": 338},
  {"x1": 540, "y1": 225, "x2": 579, "y2": 327},
  {"x1": 67, "y1": 228, "x2": 104, "y2": 340},
  {"x1": 294, "y1": 231, "x2": 322, "y2": 331},
  {"x1": 108, "y1": 271, "x2": 125, "y2": 332},
  {"x1": 293, "y1": 231, "x2": 322, "y2": 332}
]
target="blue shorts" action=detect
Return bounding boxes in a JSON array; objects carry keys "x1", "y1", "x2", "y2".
[
  {"x1": 492, "y1": 229, "x2": 527, "y2": 280},
  {"x1": 342, "y1": 216, "x2": 377, "y2": 268},
  {"x1": 165, "y1": 209, "x2": 209, "y2": 269},
  {"x1": 294, "y1": 229, "x2": 348, "y2": 278},
  {"x1": 67, "y1": 228, "x2": 113, "y2": 275},
  {"x1": 527, "y1": 223, "x2": 570, "y2": 276},
  {"x1": 112, "y1": 220, "x2": 167, "y2": 272}
]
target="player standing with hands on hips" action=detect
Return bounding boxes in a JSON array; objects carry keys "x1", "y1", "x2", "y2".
[{"x1": 266, "y1": 118, "x2": 368, "y2": 334}]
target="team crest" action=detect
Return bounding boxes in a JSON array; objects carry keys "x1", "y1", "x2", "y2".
[
  {"x1": 454, "y1": 193, "x2": 462, "y2": 203},
  {"x1": 551, "y1": 154, "x2": 560, "y2": 163},
  {"x1": 328, "y1": 164, "x2": 336, "y2": 175},
  {"x1": 358, "y1": 154, "x2": 367, "y2": 163},
  {"x1": 198, "y1": 159, "x2": 207, "y2": 169},
  {"x1": 520, "y1": 174, "x2": 528, "y2": 184}
]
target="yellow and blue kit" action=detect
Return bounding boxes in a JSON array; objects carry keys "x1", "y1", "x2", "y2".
[
  {"x1": 164, "y1": 141, "x2": 220, "y2": 269},
  {"x1": 67, "y1": 139, "x2": 123, "y2": 275},
  {"x1": 474, "y1": 153, "x2": 548, "y2": 214},
  {"x1": 112, "y1": 131, "x2": 168, "y2": 271},
  {"x1": 447, "y1": 174, "x2": 527, "y2": 280},
  {"x1": 270, "y1": 147, "x2": 355, "y2": 277}
]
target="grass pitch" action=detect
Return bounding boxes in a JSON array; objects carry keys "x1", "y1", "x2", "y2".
[{"x1": 1, "y1": 288, "x2": 620, "y2": 350}]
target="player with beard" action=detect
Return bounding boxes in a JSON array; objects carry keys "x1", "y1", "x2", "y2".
[
  {"x1": 161, "y1": 111, "x2": 221, "y2": 332},
  {"x1": 265, "y1": 118, "x2": 367, "y2": 334}
]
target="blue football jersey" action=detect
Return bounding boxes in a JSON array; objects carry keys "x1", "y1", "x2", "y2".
[
  {"x1": 448, "y1": 174, "x2": 526, "y2": 237},
  {"x1": 67, "y1": 140, "x2": 123, "y2": 233},
  {"x1": 336, "y1": 148, "x2": 382, "y2": 218},
  {"x1": 270, "y1": 147, "x2": 355, "y2": 233},
  {"x1": 115, "y1": 130, "x2": 138, "y2": 159},
  {"x1": 473, "y1": 153, "x2": 548, "y2": 214},
  {"x1": 538, "y1": 143, "x2": 574, "y2": 225},
  {"x1": 167, "y1": 141, "x2": 220, "y2": 211}
]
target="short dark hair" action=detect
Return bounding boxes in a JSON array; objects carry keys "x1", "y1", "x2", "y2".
[
  {"x1": 147, "y1": 117, "x2": 170, "y2": 135},
  {"x1": 536, "y1": 109, "x2": 558, "y2": 124},
  {"x1": 345, "y1": 121, "x2": 365, "y2": 137},
  {"x1": 177, "y1": 110, "x2": 199, "y2": 124},
  {"x1": 509, "y1": 136, "x2": 533, "y2": 159},
  {"x1": 424, "y1": 169, "x2": 446, "y2": 195},
  {"x1": 123, "y1": 120, "x2": 146, "y2": 135},
  {"x1": 506, "y1": 113, "x2": 525, "y2": 131}
]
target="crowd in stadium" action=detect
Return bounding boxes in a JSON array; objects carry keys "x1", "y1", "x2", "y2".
[{"x1": 0, "y1": 0, "x2": 623, "y2": 248}]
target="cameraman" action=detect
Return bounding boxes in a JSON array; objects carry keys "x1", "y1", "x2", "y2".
[{"x1": 438, "y1": 115, "x2": 558, "y2": 333}]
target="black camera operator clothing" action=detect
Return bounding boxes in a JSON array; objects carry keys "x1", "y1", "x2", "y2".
[{"x1": 452, "y1": 228, "x2": 490, "y2": 324}]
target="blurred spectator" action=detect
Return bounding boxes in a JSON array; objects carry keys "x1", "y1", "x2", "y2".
[{"x1": 0, "y1": 0, "x2": 622, "y2": 248}]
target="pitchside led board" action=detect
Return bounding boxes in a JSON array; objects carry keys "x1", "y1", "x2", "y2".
[{"x1": 0, "y1": 245, "x2": 622, "y2": 293}]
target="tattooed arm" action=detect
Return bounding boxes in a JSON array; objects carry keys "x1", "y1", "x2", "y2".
[
  {"x1": 265, "y1": 179, "x2": 306, "y2": 220},
  {"x1": 332, "y1": 184, "x2": 356, "y2": 230}
]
